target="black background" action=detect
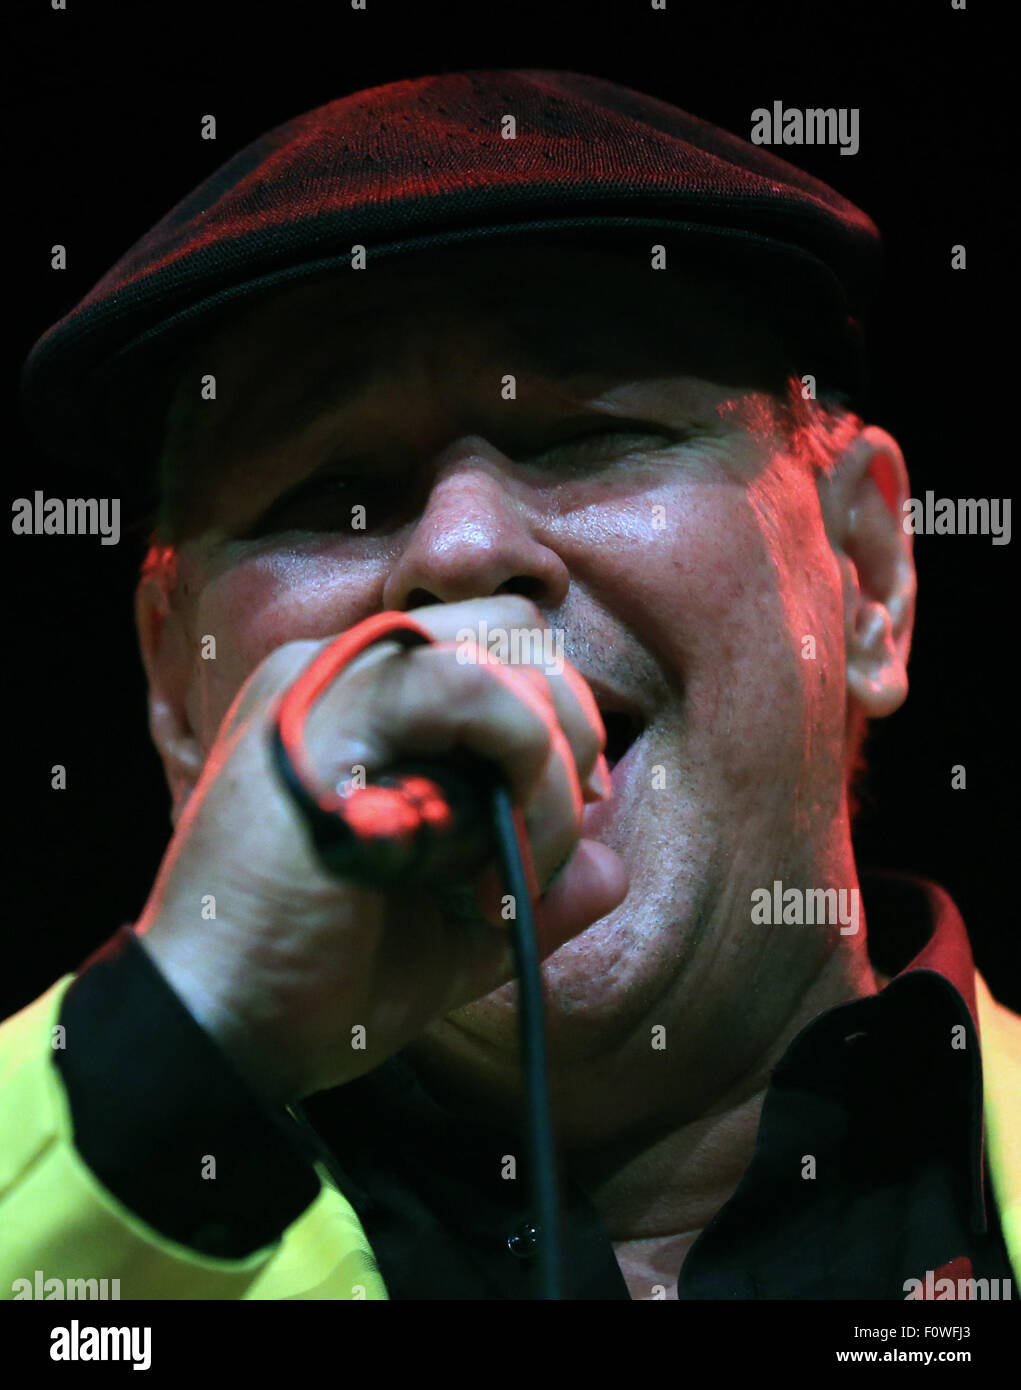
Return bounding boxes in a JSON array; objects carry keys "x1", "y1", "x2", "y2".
[{"x1": 6, "y1": 0, "x2": 1017, "y2": 1017}]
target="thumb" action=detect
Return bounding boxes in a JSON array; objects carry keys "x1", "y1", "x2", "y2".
[
  {"x1": 473, "y1": 839, "x2": 628, "y2": 949},
  {"x1": 533, "y1": 840, "x2": 629, "y2": 955}
]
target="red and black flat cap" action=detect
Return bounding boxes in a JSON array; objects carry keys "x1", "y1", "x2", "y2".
[{"x1": 20, "y1": 69, "x2": 882, "y2": 497}]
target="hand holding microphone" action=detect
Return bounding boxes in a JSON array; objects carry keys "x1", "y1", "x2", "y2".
[
  {"x1": 134, "y1": 596, "x2": 629, "y2": 1108},
  {"x1": 270, "y1": 609, "x2": 539, "y2": 890}
]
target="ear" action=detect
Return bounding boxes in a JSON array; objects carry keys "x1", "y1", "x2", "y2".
[
  {"x1": 135, "y1": 558, "x2": 205, "y2": 826},
  {"x1": 818, "y1": 425, "x2": 917, "y2": 720}
]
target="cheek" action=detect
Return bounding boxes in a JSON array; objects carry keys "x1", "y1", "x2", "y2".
[
  {"x1": 717, "y1": 502, "x2": 846, "y2": 809},
  {"x1": 184, "y1": 547, "x2": 384, "y2": 743},
  {"x1": 663, "y1": 477, "x2": 844, "y2": 750}
]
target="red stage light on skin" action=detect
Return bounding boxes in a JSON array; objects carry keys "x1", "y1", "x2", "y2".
[
  {"x1": 871, "y1": 453, "x2": 901, "y2": 518},
  {"x1": 392, "y1": 774, "x2": 457, "y2": 833}
]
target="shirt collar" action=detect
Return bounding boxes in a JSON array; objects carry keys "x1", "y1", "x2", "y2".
[
  {"x1": 862, "y1": 869, "x2": 978, "y2": 1027},
  {"x1": 860, "y1": 869, "x2": 986, "y2": 1230}
]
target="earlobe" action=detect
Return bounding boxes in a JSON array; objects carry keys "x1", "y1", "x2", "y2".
[
  {"x1": 828, "y1": 425, "x2": 917, "y2": 722},
  {"x1": 135, "y1": 566, "x2": 205, "y2": 825},
  {"x1": 846, "y1": 599, "x2": 910, "y2": 717}
]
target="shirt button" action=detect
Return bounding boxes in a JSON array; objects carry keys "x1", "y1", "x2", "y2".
[{"x1": 507, "y1": 1221, "x2": 540, "y2": 1258}]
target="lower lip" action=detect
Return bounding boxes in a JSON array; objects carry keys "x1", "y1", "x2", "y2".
[{"x1": 581, "y1": 732, "x2": 643, "y2": 839}]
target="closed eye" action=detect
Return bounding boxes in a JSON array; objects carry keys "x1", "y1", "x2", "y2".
[
  {"x1": 240, "y1": 421, "x2": 684, "y2": 536},
  {"x1": 242, "y1": 469, "x2": 393, "y2": 537}
]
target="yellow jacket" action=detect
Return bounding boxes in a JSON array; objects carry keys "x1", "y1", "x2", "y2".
[{"x1": 1, "y1": 970, "x2": 1018, "y2": 1300}]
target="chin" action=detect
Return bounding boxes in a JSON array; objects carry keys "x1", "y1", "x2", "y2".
[{"x1": 436, "y1": 891, "x2": 687, "y2": 1071}]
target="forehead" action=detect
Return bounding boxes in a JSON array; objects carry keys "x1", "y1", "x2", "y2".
[{"x1": 176, "y1": 246, "x2": 787, "y2": 425}]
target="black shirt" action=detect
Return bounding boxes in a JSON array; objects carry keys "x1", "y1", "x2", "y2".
[{"x1": 53, "y1": 870, "x2": 1017, "y2": 1299}]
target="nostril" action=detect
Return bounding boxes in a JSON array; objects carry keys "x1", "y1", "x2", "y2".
[
  {"x1": 405, "y1": 589, "x2": 440, "y2": 610},
  {"x1": 495, "y1": 577, "x2": 545, "y2": 602}
]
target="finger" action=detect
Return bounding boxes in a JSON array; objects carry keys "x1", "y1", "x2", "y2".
[
  {"x1": 307, "y1": 642, "x2": 558, "y2": 806},
  {"x1": 223, "y1": 637, "x2": 330, "y2": 734},
  {"x1": 474, "y1": 839, "x2": 629, "y2": 941},
  {"x1": 443, "y1": 637, "x2": 606, "y2": 804},
  {"x1": 539, "y1": 661, "x2": 606, "y2": 799},
  {"x1": 353, "y1": 649, "x2": 584, "y2": 892},
  {"x1": 381, "y1": 594, "x2": 550, "y2": 648},
  {"x1": 535, "y1": 840, "x2": 630, "y2": 954}
]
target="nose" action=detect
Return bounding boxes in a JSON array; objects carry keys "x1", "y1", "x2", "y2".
[{"x1": 382, "y1": 437, "x2": 570, "y2": 612}]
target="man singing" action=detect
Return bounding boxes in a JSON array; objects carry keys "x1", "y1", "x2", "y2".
[{"x1": 4, "y1": 70, "x2": 1018, "y2": 1300}]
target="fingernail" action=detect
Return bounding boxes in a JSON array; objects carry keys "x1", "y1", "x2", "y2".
[{"x1": 583, "y1": 753, "x2": 613, "y2": 803}]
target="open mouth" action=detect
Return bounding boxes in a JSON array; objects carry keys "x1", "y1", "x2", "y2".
[{"x1": 600, "y1": 708, "x2": 645, "y2": 772}]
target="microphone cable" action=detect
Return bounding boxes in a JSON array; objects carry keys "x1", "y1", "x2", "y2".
[{"x1": 269, "y1": 612, "x2": 564, "y2": 1300}]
